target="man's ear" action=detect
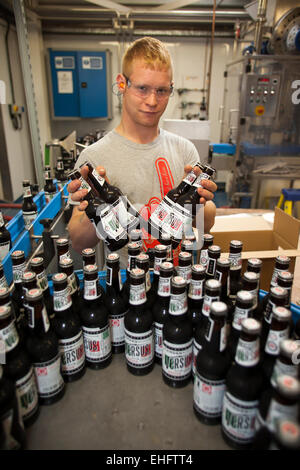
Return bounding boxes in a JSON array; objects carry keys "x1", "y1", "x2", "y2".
[{"x1": 116, "y1": 73, "x2": 126, "y2": 93}]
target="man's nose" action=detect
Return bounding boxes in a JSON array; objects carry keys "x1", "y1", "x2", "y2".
[{"x1": 145, "y1": 89, "x2": 158, "y2": 105}]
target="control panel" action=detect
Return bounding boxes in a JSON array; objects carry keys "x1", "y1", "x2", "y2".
[{"x1": 241, "y1": 74, "x2": 281, "y2": 118}]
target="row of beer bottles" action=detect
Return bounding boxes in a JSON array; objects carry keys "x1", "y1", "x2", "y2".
[{"x1": 192, "y1": 301, "x2": 300, "y2": 450}]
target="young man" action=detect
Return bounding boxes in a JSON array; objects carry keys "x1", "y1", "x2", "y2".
[{"x1": 67, "y1": 37, "x2": 217, "y2": 264}]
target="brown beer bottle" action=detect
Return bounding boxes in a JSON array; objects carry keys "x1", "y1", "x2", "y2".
[
  {"x1": 205, "y1": 245, "x2": 221, "y2": 281},
  {"x1": 22, "y1": 180, "x2": 38, "y2": 229},
  {"x1": 199, "y1": 233, "x2": 214, "y2": 269},
  {"x1": 11, "y1": 250, "x2": 27, "y2": 341},
  {"x1": 58, "y1": 257, "x2": 82, "y2": 316},
  {"x1": 177, "y1": 251, "x2": 192, "y2": 286},
  {"x1": 30, "y1": 257, "x2": 53, "y2": 322},
  {"x1": 270, "y1": 339, "x2": 300, "y2": 389},
  {"x1": 188, "y1": 264, "x2": 206, "y2": 333},
  {"x1": 261, "y1": 286, "x2": 288, "y2": 348},
  {"x1": 0, "y1": 209, "x2": 12, "y2": 261},
  {"x1": 136, "y1": 253, "x2": 155, "y2": 310},
  {"x1": 82, "y1": 248, "x2": 96, "y2": 267},
  {"x1": 120, "y1": 242, "x2": 141, "y2": 309},
  {"x1": 228, "y1": 240, "x2": 243, "y2": 301},
  {"x1": 228, "y1": 290, "x2": 255, "y2": 360}
]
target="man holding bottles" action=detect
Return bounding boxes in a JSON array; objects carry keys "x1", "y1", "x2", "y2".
[{"x1": 67, "y1": 36, "x2": 217, "y2": 263}]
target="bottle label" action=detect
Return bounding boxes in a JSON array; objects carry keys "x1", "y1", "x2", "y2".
[
  {"x1": 205, "y1": 319, "x2": 227, "y2": 352},
  {"x1": 92, "y1": 168, "x2": 105, "y2": 186},
  {"x1": 167, "y1": 204, "x2": 192, "y2": 240},
  {"x1": 194, "y1": 374, "x2": 226, "y2": 418},
  {"x1": 12, "y1": 262, "x2": 27, "y2": 284},
  {"x1": 150, "y1": 196, "x2": 173, "y2": 229},
  {"x1": 158, "y1": 277, "x2": 171, "y2": 297},
  {"x1": 162, "y1": 339, "x2": 193, "y2": 381},
  {"x1": 127, "y1": 255, "x2": 137, "y2": 272},
  {"x1": 82, "y1": 325, "x2": 111, "y2": 363},
  {"x1": 188, "y1": 278, "x2": 204, "y2": 300},
  {"x1": 271, "y1": 360, "x2": 299, "y2": 388},
  {"x1": 23, "y1": 211, "x2": 37, "y2": 229},
  {"x1": 154, "y1": 322, "x2": 163, "y2": 358},
  {"x1": 129, "y1": 284, "x2": 146, "y2": 306},
  {"x1": 15, "y1": 367, "x2": 39, "y2": 421},
  {"x1": 45, "y1": 192, "x2": 56, "y2": 204},
  {"x1": 34, "y1": 354, "x2": 65, "y2": 398},
  {"x1": 59, "y1": 251, "x2": 71, "y2": 263},
  {"x1": 235, "y1": 338, "x2": 260, "y2": 366},
  {"x1": 109, "y1": 311, "x2": 127, "y2": 346},
  {"x1": 200, "y1": 249, "x2": 209, "y2": 267},
  {"x1": 111, "y1": 196, "x2": 138, "y2": 231},
  {"x1": 232, "y1": 306, "x2": 252, "y2": 331},
  {"x1": 98, "y1": 205, "x2": 127, "y2": 241},
  {"x1": 202, "y1": 295, "x2": 219, "y2": 317},
  {"x1": 265, "y1": 328, "x2": 290, "y2": 356},
  {"x1": 183, "y1": 171, "x2": 197, "y2": 185},
  {"x1": 0, "y1": 274, "x2": 8, "y2": 289},
  {"x1": 222, "y1": 392, "x2": 259, "y2": 445},
  {"x1": 266, "y1": 399, "x2": 298, "y2": 433},
  {"x1": 192, "y1": 338, "x2": 202, "y2": 376},
  {"x1": 0, "y1": 240, "x2": 11, "y2": 260},
  {"x1": 36, "y1": 270, "x2": 48, "y2": 292},
  {"x1": 206, "y1": 258, "x2": 216, "y2": 276},
  {"x1": 68, "y1": 273, "x2": 78, "y2": 296},
  {"x1": 177, "y1": 265, "x2": 192, "y2": 284},
  {"x1": 125, "y1": 328, "x2": 154, "y2": 368},
  {"x1": 154, "y1": 256, "x2": 165, "y2": 275},
  {"x1": 193, "y1": 173, "x2": 210, "y2": 188},
  {"x1": 59, "y1": 331, "x2": 85, "y2": 376},
  {"x1": 169, "y1": 292, "x2": 188, "y2": 315},
  {"x1": 84, "y1": 279, "x2": 100, "y2": 300},
  {"x1": 79, "y1": 176, "x2": 91, "y2": 192},
  {"x1": 229, "y1": 252, "x2": 242, "y2": 269},
  {"x1": 0, "y1": 319, "x2": 19, "y2": 353},
  {"x1": 53, "y1": 286, "x2": 72, "y2": 312},
  {"x1": 23, "y1": 186, "x2": 32, "y2": 197}
]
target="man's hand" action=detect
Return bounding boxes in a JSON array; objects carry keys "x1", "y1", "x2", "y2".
[
  {"x1": 184, "y1": 164, "x2": 217, "y2": 204},
  {"x1": 67, "y1": 165, "x2": 108, "y2": 211}
]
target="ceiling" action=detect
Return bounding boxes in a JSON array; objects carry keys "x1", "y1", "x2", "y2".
[{"x1": 0, "y1": 0, "x2": 254, "y2": 37}]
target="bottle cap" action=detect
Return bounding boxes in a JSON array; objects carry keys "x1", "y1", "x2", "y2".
[
  {"x1": 0, "y1": 287, "x2": 9, "y2": 298},
  {"x1": 83, "y1": 264, "x2": 98, "y2": 275},
  {"x1": 243, "y1": 271, "x2": 259, "y2": 283},
  {"x1": 52, "y1": 272, "x2": 68, "y2": 284},
  {"x1": 130, "y1": 268, "x2": 145, "y2": 280},
  {"x1": 181, "y1": 240, "x2": 194, "y2": 250},
  {"x1": 26, "y1": 288, "x2": 43, "y2": 301},
  {"x1": 82, "y1": 248, "x2": 96, "y2": 257},
  {"x1": 279, "y1": 339, "x2": 300, "y2": 360},
  {"x1": 191, "y1": 264, "x2": 206, "y2": 275},
  {"x1": 30, "y1": 257, "x2": 44, "y2": 267},
  {"x1": 172, "y1": 276, "x2": 186, "y2": 289},
  {"x1": 270, "y1": 286, "x2": 288, "y2": 299},
  {"x1": 208, "y1": 245, "x2": 221, "y2": 254},
  {"x1": 275, "y1": 419, "x2": 300, "y2": 449},
  {"x1": 59, "y1": 258, "x2": 74, "y2": 268},
  {"x1": 278, "y1": 271, "x2": 293, "y2": 283},
  {"x1": 216, "y1": 258, "x2": 231, "y2": 269},
  {"x1": 202, "y1": 234, "x2": 214, "y2": 242},
  {"x1": 127, "y1": 242, "x2": 141, "y2": 253},
  {"x1": 160, "y1": 262, "x2": 174, "y2": 273},
  {"x1": 205, "y1": 279, "x2": 221, "y2": 291},
  {"x1": 272, "y1": 306, "x2": 291, "y2": 322},
  {"x1": 130, "y1": 229, "x2": 143, "y2": 241},
  {"x1": 185, "y1": 233, "x2": 196, "y2": 242},
  {"x1": 22, "y1": 271, "x2": 36, "y2": 283},
  {"x1": 247, "y1": 258, "x2": 262, "y2": 269},
  {"x1": 276, "y1": 255, "x2": 290, "y2": 265},
  {"x1": 210, "y1": 301, "x2": 228, "y2": 317},
  {"x1": 0, "y1": 305, "x2": 11, "y2": 319},
  {"x1": 236, "y1": 290, "x2": 254, "y2": 304},
  {"x1": 136, "y1": 253, "x2": 149, "y2": 263},
  {"x1": 11, "y1": 250, "x2": 25, "y2": 260},
  {"x1": 179, "y1": 251, "x2": 192, "y2": 262},
  {"x1": 230, "y1": 240, "x2": 243, "y2": 249},
  {"x1": 276, "y1": 375, "x2": 300, "y2": 398},
  {"x1": 106, "y1": 253, "x2": 120, "y2": 263},
  {"x1": 241, "y1": 318, "x2": 261, "y2": 335},
  {"x1": 155, "y1": 244, "x2": 168, "y2": 255},
  {"x1": 56, "y1": 238, "x2": 69, "y2": 246}
]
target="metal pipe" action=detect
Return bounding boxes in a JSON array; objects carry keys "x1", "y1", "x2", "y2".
[
  {"x1": 254, "y1": 0, "x2": 267, "y2": 54},
  {"x1": 206, "y1": 0, "x2": 217, "y2": 119}
]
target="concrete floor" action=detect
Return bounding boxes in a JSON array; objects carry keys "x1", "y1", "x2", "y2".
[{"x1": 25, "y1": 355, "x2": 230, "y2": 450}]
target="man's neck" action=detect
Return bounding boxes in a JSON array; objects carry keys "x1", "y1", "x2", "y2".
[{"x1": 116, "y1": 120, "x2": 159, "y2": 144}]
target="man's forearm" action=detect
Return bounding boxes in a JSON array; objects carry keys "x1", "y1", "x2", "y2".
[{"x1": 67, "y1": 206, "x2": 99, "y2": 253}]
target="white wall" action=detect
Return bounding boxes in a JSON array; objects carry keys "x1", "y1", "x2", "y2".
[{"x1": 0, "y1": 20, "x2": 35, "y2": 201}]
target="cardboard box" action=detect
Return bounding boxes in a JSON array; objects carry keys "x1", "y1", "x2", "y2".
[{"x1": 210, "y1": 208, "x2": 300, "y2": 291}]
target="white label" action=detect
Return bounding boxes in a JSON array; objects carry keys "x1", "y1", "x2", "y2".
[
  {"x1": 59, "y1": 331, "x2": 85, "y2": 376},
  {"x1": 169, "y1": 292, "x2": 188, "y2": 316},
  {"x1": 111, "y1": 196, "x2": 138, "y2": 231},
  {"x1": 158, "y1": 277, "x2": 171, "y2": 297},
  {"x1": 264, "y1": 299, "x2": 275, "y2": 324},
  {"x1": 162, "y1": 339, "x2": 193, "y2": 380},
  {"x1": 109, "y1": 311, "x2": 126, "y2": 346},
  {"x1": 193, "y1": 173, "x2": 210, "y2": 188},
  {"x1": 154, "y1": 256, "x2": 165, "y2": 275},
  {"x1": 12, "y1": 262, "x2": 26, "y2": 283},
  {"x1": 92, "y1": 168, "x2": 105, "y2": 186},
  {"x1": 199, "y1": 249, "x2": 209, "y2": 267},
  {"x1": 79, "y1": 176, "x2": 91, "y2": 192},
  {"x1": 265, "y1": 328, "x2": 290, "y2": 356},
  {"x1": 192, "y1": 338, "x2": 202, "y2": 376},
  {"x1": 222, "y1": 391, "x2": 259, "y2": 445},
  {"x1": 150, "y1": 196, "x2": 173, "y2": 229},
  {"x1": 266, "y1": 399, "x2": 298, "y2": 433},
  {"x1": 189, "y1": 279, "x2": 204, "y2": 300},
  {"x1": 125, "y1": 328, "x2": 154, "y2": 368},
  {"x1": 229, "y1": 252, "x2": 242, "y2": 269},
  {"x1": 82, "y1": 325, "x2": 111, "y2": 363},
  {"x1": 0, "y1": 320, "x2": 19, "y2": 352},
  {"x1": 30, "y1": 306, "x2": 50, "y2": 333},
  {"x1": 271, "y1": 360, "x2": 299, "y2": 388},
  {"x1": 34, "y1": 354, "x2": 64, "y2": 398},
  {"x1": 183, "y1": 171, "x2": 197, "y2": 185},
  {"x1": 53, "y1": 287, "x2": 72, "y2": 312},
  {"x1": 232, "y1": 306, "x2": 252, "y2": 331},
  {"x1": 59, "y1": 251, "x2": 70, "y2": 263},
  {"x1": 129, "y1": 284, "x2": 146, "y2": 306},
  {"x1": 84, "y1": 280, "x2": 100, "y2": 300},
  {"x1": 16, "y1": 367, "x2": 39, "y2": 420},
  {"x1": 23, "y1": 211, "x2": 37, "y2": 229},
  {"x1": 68, "y1": 273, "x2": 78, "y2": 296},
  {"x1": 177, "y1": 265, "x2": 192, "y2": 284},
  {"x1": 0, "y1": 241, "x2": 10, "y2": 261},
  {"x1": 36, "y1": 271, "x2": 48, "y2": 292},
  {"x1": 202, "y1": 295, "x2": 219, "y2": 317},
  {"x1": 194, "y1": 374, "x2": 226, "y2": 418},
  {"x1": 154, "y1": 322, "x2": 163, "y2": 358},
  {"x1": 98, "y1": 205, "x2": 127, "y2": 241},
  {"x1": 235, "y1": 338, "x2": 260, "y2": 367}
]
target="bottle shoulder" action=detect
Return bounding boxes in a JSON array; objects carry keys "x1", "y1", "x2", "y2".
[
  {"x1": 163, "y1": 315, "x2": 193, "y2": 344},
  {"x1": 125, "y1": 305, "x2": 153, "y2": 332},
  {"x1": 226, "y1": 362, "x2": 263, "y2": 401}
]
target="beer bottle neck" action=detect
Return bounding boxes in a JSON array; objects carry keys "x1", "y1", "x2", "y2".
[
  {"x1": 106, "y1": 264, "x2": 122, "y2": 293},
  {"x1": 28, "y1": 300, "x2": 50, "y2": 334},
  {"x1": 129, "y1": 280, "x2": 146, "y2": 307},
  {"x1": 157, "y1": 275, "x2": 172, "y2": 297},
  {"x1": 204, "y1": 315, "x2": 227, "y2": 352},
  {"x1": 235, "y1": 334, "x2": 260, "y2": 367},
  {"x1": 53, "y1": 284, "x2": 73, "y2": 313},
  {"x1": 84, "y1": 275, "x2": 102, "y2": 300},
  {"x1": 169, "y1": 289, "x2": 188, "y2": 316}
]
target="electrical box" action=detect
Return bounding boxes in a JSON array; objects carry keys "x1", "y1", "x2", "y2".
[
  {"x1": 48, "y1": 49, "x2": 112, "y2": 119},
  {"x1": 241, "y1": 73, "x2": 281, "y2": 118}
]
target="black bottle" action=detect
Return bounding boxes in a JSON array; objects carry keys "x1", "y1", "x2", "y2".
[
  {"x1": 241, "y1": 271, "x2": 260, "y2": 320},
  {"x1": 11, "y1": 250, "x2": 27, "y2": 341},
  {"x1": 199, "y1": 233, "x2": 214, "y2": 269},
  {"x1": 205, "y1": 245, "x2": 221, "y2": 281},
  {"x1": 214, "y1": 257, "x2": 234, "y2": 326},
  {"x1": 52, "y1": 273, "x2": 86, "y2": 382},
  {"x1": 44, "y1": 171, "x2": 57, "y2": 204},
  {"x1": 124, "y1": 268, "x2": 154, "y2": 376},
  {"x1": 150, "y1": 244, "x2": 168, "y2": 300},
  {"x1": 25, "y1": 288, "x2": 65, "y2": 405},
  {"x1": 0, "y1": 209, "x2": 12, "y2": 261},
  {"x1": 21, "y1": 271, "x2": 38, "y2": 336},
  {"x1": 22, "y1": 180, "x2": 38, "y2": 230},
  {"x1": 1, "y1": 305, "x2": 39, "y2": 427},
  {"x1": 259, "y1": 269, "x2": 293, "y2": 320},
  {"x1": 177, "y1": 251, "x2": 192, "y2": 286},
  {"x1": 105, "y1": 252, "x2": 128, "y2": 354},
  {"x1": 221, "y1": 318, "x2": 263, "y2": 449},
  {"x1": 188, "y1": 264, "x2": 206, "y2": 333},
  {"x1": 270, "y1": 339, "x2": 300, "y2": 389},
  {"x1": 162, "y1": 276, "x2": 193, "y2": 388},
  {"x1": 228, "y1": 290, "x2": 255, "y2": 360},
  {"x1": 121, "y1": 242, "x2": 141, "y2": 309},
  {"x1": 82, "y1": 247, "x2": 96, "y2": 267},
  {"x1": 55, "y1": 238, "x2": 70, "y2": 268},
  {"x1": 80, "y1": 264, "x2": 112, "y2": 369},
  {"x1": 135, "y1": 253, "x2": 155, "y2": 311},
  {"x1": 194, "y1": 301, "x2": 231, "y2": 425},
  {"x1": 58, "y1": 257, "x2": 82, "y2": 316},
  {"x1": 261, "y1": 286, "x2": 288, "y2": 348},
  {"x1": 261, "y1": 306, "x2": 291, "y2": 387},
  {"x1": 228, "y1": 240, "x2": 243, "y2": 301},
  {"x1": 30, "y1": 256, "x2": 53, "y2": 323},
  {"x1": 255, "y1": 374, "x2": 300, "y2": 436},
  {"x1": 270, "y1": 255, "x2": 291, "y2": 288},
  {"x1": 159, "y1": 232, "x2": 173, "y2": 262},
  {"x1": 0, "y1": 365, "x2": 26, "y2": 450},
  {"x1": 0, "y1": 287, "x2": 17, "y2": 321},
  {"x1": 152, "y1": 261, "x2": 173, "y2": 365},
  {"x1": 55, "y1": 157, "x2": 68, "y2": 191}
]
